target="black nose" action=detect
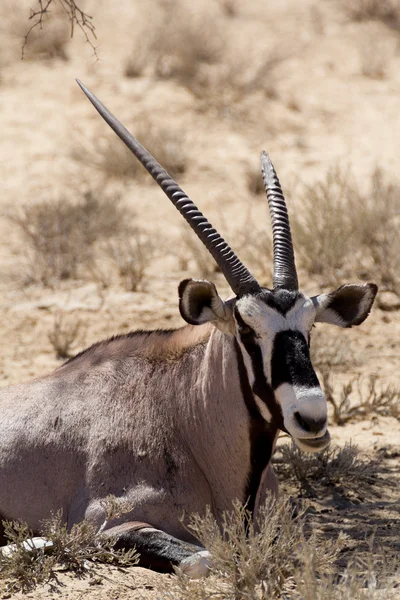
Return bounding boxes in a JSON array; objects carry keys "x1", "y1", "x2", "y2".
[{"x1": 294, "y1": 412, "x2": 326, "y2": 434}]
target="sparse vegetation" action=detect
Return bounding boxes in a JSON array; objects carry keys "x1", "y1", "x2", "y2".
[
  {"x1": 291, "y1": 166, "x2": 400, "y2": 292},
  {"x1": 103, "y1": 232, "x2": 157, "y2": 292},
  {"x1": 9, "y1": 191, "x2": 134, "y2": 286},
  {"x1": 72, "y1": 121, "x2": 188, "y2": 180},
  {"x1": 311, "y1": 328, "x2": 357, "y2": 372},
  {"x1": 126, "y1": 0, "x2": 289, "y2": 116},
  {"x1": 48, "y1": 312, "x2": 84, "y2": 359},
  {"x1": 275, "y1": 442, "x2": 380, "y2": 494},
  {"x1": 0, "y1": 512, "x2": 138, "y2": 594},
  {"x1": 341, "y1": 0, "x2": 400, "y2": 28},
  {"x1": 161, "y1": 496, "x2": 345, "y2": 599},
  {"x1": 322, "y1": 371, "x2": 400, "y2": 425}
]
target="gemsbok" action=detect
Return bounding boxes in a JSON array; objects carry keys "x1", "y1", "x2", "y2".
[{"x1": 0, "y1": 80, "x2": 377, "y2": 576}]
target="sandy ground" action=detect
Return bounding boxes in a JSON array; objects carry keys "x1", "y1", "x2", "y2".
[{"x1": 0, "y1": 0, "x2": 399, "y2": 597}]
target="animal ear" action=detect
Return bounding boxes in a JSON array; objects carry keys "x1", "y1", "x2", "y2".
[
  {"x1": 312, "y1": 283, "x2": 378, "y2": 328},
  {"x1": 178, "y1": 279, "x2": 233, "y2": 327}
]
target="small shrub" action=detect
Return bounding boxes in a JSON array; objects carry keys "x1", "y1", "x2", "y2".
[
  {"x1": 341, "y1": 0, "x2": 400, "y2": 27},
  {"x1": 48, "y1": 313, "x2": 84, "y2": 359},
  {"x1": 103, "y1": 233, "x2": 157, "y2": 292},
  {"x1": 9, "y1": 190, "x2": 133, "y2": 286},
  {"x1": 276, "y1": 442, "x2": 379, "y2": 494},
  {"x1": 151, "y1": 1, "x2": 224, "y2": 82},
  {"x1": 291, "y1": 166, "x2": 362, "y2": 285},
  {"x1": 291, "y1": 166, "x2": 400, "y2": 290},
  {"x1": 321, "y1": 370, "x2": 400, "y2": 425},
  {"x1": 160, "y1": 496, "x2": 346, "y2": 600},
  {"x1": 0, "y1": 513, "x2": 138, "y2": 593}
]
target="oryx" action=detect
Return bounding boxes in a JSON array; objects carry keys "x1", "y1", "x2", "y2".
[{"x1": 0, "y1": 81, "x2": 377, "y2": 576}]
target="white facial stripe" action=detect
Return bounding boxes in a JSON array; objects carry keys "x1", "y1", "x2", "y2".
[
  {"x1": 254, "y1": 396, "x2": 272, "y2": 422},
  {"x1": 275, "y1": 383, "x2": 327, "y2": 439},
  {"x1": 237, "y1": 295, "x2": 316, "y2": 338},
  {"x1": 236, "y1": 336, "x2": 272, "y2": 422}
]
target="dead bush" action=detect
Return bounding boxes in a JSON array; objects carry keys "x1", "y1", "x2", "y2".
[
  {"x1": 48, "y1": 312, "x2": 84, "y2": 359},
  {"x1": 150, "y1": 0, "x2": 224, "y2": 82},
  {"x1": 72, "y1": 120, "x2": 187, "y2": 180},
  {"x1": 0, "y1": 512, "x2": 137, "y2": 594},
  {"x1": 291, "y1": 166, "x2": 400, "y2": 290},
  {"x1": 103, "y1": 232, "x2": 157, "y2": 292},
  {"x1": 321, "y1": 370, "x2": 400, "y2": 425},
  {"x1": 341, "y1": 0, "x2": 400, "y2": 28},
  {"x1": 275, "y1": 442, "x2": 379, "y2": 495},
  {"x1": 134, "y1": 0, "x2": 289, "y2": 115},
  {"x1": 161, "y1": 496, "x2": 346, "y2": 599},
  {"x1": 291, "y1": 166, "x2": 362, "y2": 285},
  {"x1": 184, "y1": 42, "x2": 287, "y2": 114},
  {"x1": 21, "y1": 0, "x2": 96, "y2": 60},
  {"x1": 9, "y1": 190, "x2": 133, "y2": 286}
]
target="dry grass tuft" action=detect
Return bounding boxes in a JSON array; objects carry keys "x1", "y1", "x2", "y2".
[
  {"x1": 48, "y1": 312, "x2": 85, "y2": 359},
  {"x1": 291, "y1": 166, "x2": 400, "y2": 291},
  {"x1": 0, "y1": 512, "x2": 138, "y2": 594},
  {"x1": 161, "y1": 496, "x2": 346, "y2": 599},
  {"x1": 275, "y1": 442, "x2": 379, "y2": 495},
  {"x1": 9, "y1": 191, "x2": 133, "y2": 287}
]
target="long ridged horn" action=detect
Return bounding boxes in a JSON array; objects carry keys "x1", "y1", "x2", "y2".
[
  {"x1": 76, "y1": 80, "x2": 260, "y2": 296},
  {"x1": 260, "y1": 152, "x2": 298, "y2": 291}
]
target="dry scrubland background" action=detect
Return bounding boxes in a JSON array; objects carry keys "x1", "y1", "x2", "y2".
[{"x1": 0, "y1": 0, "x2": 400, "y2": 598}]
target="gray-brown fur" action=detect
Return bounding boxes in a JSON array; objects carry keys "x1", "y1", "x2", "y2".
[{"x1": 0, "y1": 325, "x2": 272, "y2": 545}]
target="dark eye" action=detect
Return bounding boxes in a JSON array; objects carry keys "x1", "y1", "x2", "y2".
[{"x1": 239, "y1": 324, "x2": 253, "y2": 336}]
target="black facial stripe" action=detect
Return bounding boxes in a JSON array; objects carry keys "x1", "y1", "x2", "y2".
[
  {"x1": 233, "y1": 309, "x2": 285, "y2": 431},
  {"x1": 259, "y1": 288, "x2": 300, "y2": 315},
  {"x1": 271, "y1": 330, "x2": 320, "y2": 390},
  {"x1": 234, "y1": 339, "x2": 276, "y2": 518}
]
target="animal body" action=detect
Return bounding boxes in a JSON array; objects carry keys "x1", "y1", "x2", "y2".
[{"x1": 0, "y1": 81, "x2": 377, "y2": 576}]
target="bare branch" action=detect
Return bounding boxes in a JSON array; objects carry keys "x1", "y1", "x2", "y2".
[{"x1": 22, "y1": 0, "x2": 97, "y2": 60}]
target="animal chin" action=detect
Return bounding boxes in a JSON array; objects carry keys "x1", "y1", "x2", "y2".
[{"x1": 292, "y1": 430, "x2": 331, "y2": 453}]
